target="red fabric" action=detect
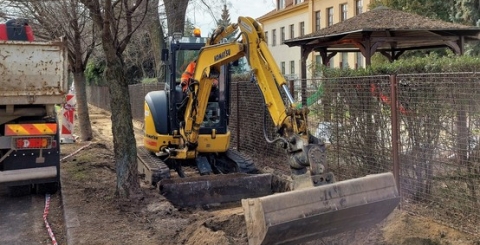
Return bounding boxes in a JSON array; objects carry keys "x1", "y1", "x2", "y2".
[
  {"x1": 0, "y1": 23, "x2": 34, "y2": 41},
  {"x1": 25, "y1": 25, "x2": 35, "y2": 41},
  {"x1": 0, "y1": 24, "x2": 7, "y2": 40}
]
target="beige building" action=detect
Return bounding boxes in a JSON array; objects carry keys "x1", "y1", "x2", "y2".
[{"x1": 258, "y1": 0, "x2": 370, "y2": 78}]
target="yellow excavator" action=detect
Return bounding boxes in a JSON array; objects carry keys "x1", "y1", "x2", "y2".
[{"x1": 141, "y1": 16, "x2": 400, "y2": 245}]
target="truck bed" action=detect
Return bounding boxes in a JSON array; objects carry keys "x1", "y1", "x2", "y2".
[{"x1": 0, "y1": 39, "x2": 68, "y2": 105}]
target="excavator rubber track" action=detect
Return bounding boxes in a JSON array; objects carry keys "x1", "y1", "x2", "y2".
[
  {"x1": 242, "y1": 172, "x2": 400, "y2": 245},
  {"x1": 137, "y1": 145, "x2": 170, "y2": 186},
  {"x1": 138, "y1": 146, "x2": 274, "y2": 207}
]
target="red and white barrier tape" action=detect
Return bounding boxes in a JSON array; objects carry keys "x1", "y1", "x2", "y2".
[
  {"x1": 44, "y1": 194, "x2": 58, "y2": 245},
  {"x1": 44, "y1": 142, "x2": 92, "y2": 244},
  {"x1": 61, "y1": 141, "x2": 93, "y2": 161}
]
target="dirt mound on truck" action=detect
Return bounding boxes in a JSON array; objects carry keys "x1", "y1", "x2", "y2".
[{"x1": 56, "y1": 105, "x2": 478, "y2": 245}]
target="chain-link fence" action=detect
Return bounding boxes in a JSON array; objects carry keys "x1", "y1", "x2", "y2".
[
  {"x1": 87, "y1": 72, "x2": 480, "y2": 236},
  {"x1": 295, "y1": 73, "x2": 480, "y2": 236}
]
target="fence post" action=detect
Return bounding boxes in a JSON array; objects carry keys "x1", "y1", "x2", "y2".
[
  {"x1": 236, "y1": 82, "x2": 240, "y2": 150},
  {"x1": 390, "y1": 74, "x2": 401, "y2": 208}
]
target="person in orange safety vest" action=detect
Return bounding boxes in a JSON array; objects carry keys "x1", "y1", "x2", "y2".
[
  {"x1": 181, "y1": 59, "x2": 196, "y2": 92},
  {"x1": 180, "y1": 59, "x2": 218, "y2": 93}
]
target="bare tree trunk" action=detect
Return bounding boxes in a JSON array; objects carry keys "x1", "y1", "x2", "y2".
[
  {"x1": 147, "y1": 0, "x2": 165, "y2": 81},
  {"x1": 80, "y1": 0, "x2": 148, "y2": 199},
  {"x1": 72, "y1": 71, "x2": 93, "y2": 141},
  {"x1": 164, "y1": 0, "x2": 189, "y2": 35},
  {"x1": 104, "y1": 56, "x2": 140, "y2": 198}
]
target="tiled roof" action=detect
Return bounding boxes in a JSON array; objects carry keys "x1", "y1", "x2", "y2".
[{"x1": 286, "y1": 6, "x2": 479, "y2": 43}]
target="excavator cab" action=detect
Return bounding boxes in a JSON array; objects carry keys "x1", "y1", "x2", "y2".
[
  {"x1": 169, "y1": 45, "x2": 227, "y2": 134},
  {"x1": 142, "y1": 33, "x2": 271, "y2": 206},
  {"x1": 145, "y1": 35, "x2": 234, "y2": 161},
  {"x1": 141, "y1": 19, "x2": 400, "y2": 245}
]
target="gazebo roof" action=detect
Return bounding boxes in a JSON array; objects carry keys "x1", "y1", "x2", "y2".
[{"x1": 284, "y1": 6, "x2": 480, "y2": 52}]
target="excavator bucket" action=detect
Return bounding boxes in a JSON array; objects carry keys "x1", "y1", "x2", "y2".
[
  {"x1": 242, "y1": 172, "x2": 400, "y2": 245},
  {"x1": 160, "y1": 173, "x2": 273, "y2": 207}
]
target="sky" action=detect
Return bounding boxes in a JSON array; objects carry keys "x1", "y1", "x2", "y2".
[{"x1": 186, "y1": 0, "x2": 276, "y2": 36}]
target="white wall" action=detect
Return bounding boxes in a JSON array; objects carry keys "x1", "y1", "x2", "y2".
[{"x1": 262, "y1": 11, "x2": 310, "y2": 79}]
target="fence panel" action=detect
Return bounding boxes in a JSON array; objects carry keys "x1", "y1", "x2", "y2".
[
  {"x1": 87, "y1": 83, "x2": 164, "y2": 121},
  {"x1": 396, "y1": 73, "x2": 480, "y2": 236},
  {"x1": 86, "y1": 85, "x2": 110, "y2": 111},
  {"x1": 296, "y1": 76, "x2": 393, "y2": 180}
]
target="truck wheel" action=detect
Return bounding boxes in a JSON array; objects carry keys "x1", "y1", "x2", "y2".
[
  {"x1": 8, "y1": 185, "x2": 32, "y2": 197},
  {"x1": 35, "y1": 182, "x2": 59, "y2": 195}
]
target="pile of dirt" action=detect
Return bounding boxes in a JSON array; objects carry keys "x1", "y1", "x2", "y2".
[{"x1": 57, "y1": 105, "x2": 479, "y2": 245}]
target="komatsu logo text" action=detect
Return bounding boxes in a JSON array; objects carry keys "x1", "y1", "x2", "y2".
[{"x1": 214, "y1": 49, "x2": 231, "y2": 61}]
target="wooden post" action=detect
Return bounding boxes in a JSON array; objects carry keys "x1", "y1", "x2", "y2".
[{"x1": 390, "y1": 74, "x2": 401, "y2": 208}]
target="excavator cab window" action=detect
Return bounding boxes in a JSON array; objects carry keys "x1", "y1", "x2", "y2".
[
  {"x1": 202, "y1": 102, "x2": 220, "y2": 128},
  {"x1": 171, "y1": 48, "x2": 228, "y2": 134},
  {"x1": 175, "y1": 49, "x2": 200, "y2": 84}
]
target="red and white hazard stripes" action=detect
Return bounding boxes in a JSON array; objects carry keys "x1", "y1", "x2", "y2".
[
  {"x1": 43, "y1": 194, "x2": 58, "y2": 245},
  {"x1": 60, "y1": 93, "x2": 76, "y2": 143},
  {"x1": 5, "y1": 123, "x2": 57, "y2": 136}
]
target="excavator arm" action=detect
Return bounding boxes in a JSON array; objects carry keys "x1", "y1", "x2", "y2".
[{"x1": 179, "y1": 17, "x2": 326, "y2": 189}]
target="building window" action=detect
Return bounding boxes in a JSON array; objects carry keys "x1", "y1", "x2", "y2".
[
  {"x1": 327, "y1": 7, "x2": 334, "y2": 27},
  {"x1": 265, "y1": 31, "x2": 268, "y2": 45},
  {"x1": 356, "y1": 0, "x2": 363, "y2": 15},
  {"x1": 341, "y1": 53, "x2": 349, "y2": 69},
  {"x1": 277, "y1": 0, "x2": 285, "y2": 10},
  {"x1": 356, "y1": 52, "x2": 364, "y2": 68},
  {"x1": 289, "y1": 24, "x2": 294, "y2": 39},
  {"x1": 295, "y1": 0, "x2": 304, "y2": 4},
  {"x1": 272, "y1": 29, "x2": 277, "y2": 46},
  {"x1": 281, "y1": 61, "x2": 286, "y2": 74},
  {"x1": 315, "y1": 11, "x2": 321, "y2": 31},
  {"x1": 290, "y1": 60, "x2": 295, "y2": 74},
  {"x1": 280, "y1": 27, "x2": 285, "y2": 44},
  {"x1": 340, "y1": 4, "x2": 348, "y2": 21},
  {"x1": 299, "y1": 21, "x2": 305, "y2": 36}
]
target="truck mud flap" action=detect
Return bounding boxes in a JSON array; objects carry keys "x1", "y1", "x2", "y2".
[
  {"x1": 242, "y1": 172, "x2": 400, "y2": 245},
  {"x1": 160, "y1": 173, "x2": 273, "y2": 207}
]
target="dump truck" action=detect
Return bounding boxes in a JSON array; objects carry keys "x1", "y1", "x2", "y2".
[
  {"x1": 0, "y1": 19, "x2": 68, "y2": 195},
  {"x1": 140, "y1": 17, "x2": 400, "y2": 244}
]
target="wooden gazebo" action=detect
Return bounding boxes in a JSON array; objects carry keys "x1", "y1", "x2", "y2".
[{"x1": 284, "y1": 6, "x2": 480, "y2": 80}]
